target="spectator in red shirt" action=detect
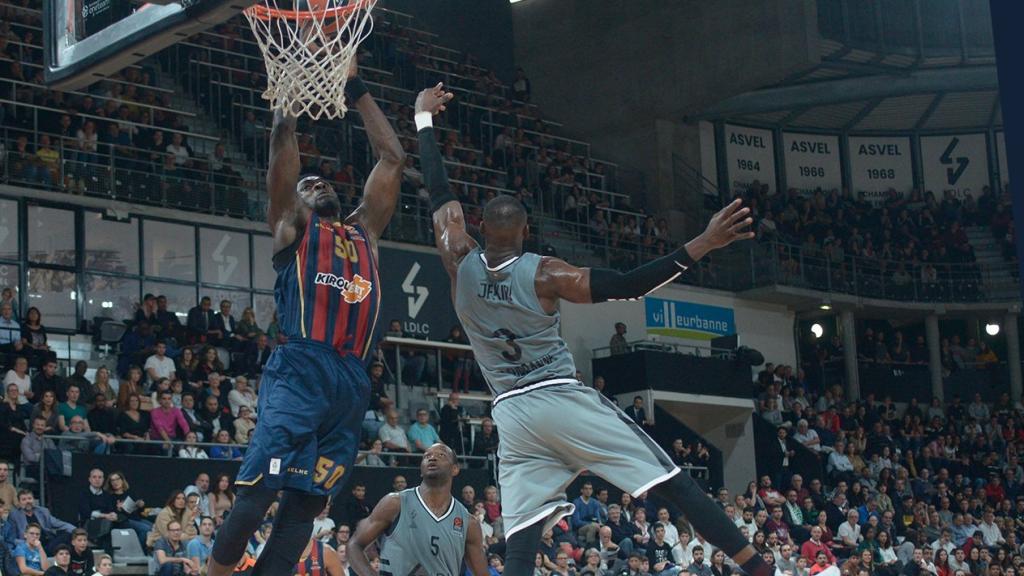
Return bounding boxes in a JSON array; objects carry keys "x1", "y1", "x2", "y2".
[
  {"x1": 802, "y1": 526, "x2": 835, "y2": 564},
  {"x1": 483, "y1": 485, "x2": 502, "y2": 527},
  {"x1": 149, "y1": 391, "x2": 191, "y2": 448},
  {"x1": 984, "y1": 474, "x2": 1006, "y2": 505},
  {"x1": 758, "y1": 476, "x2": 786, "y2": 508}
]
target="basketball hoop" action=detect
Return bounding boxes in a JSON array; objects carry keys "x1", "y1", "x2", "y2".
[{"x1": 244, "y1": 0, "x2": 377, "y2": 120}]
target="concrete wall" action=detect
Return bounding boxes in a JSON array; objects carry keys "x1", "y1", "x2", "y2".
[
  {"x1": 560, "y1": 283, "x2": 797, "y2": 384},
  {"x1": 382, "y1": 0, "x2": 516, "y2": 79},
  {"x1": 512, "y1": 0, "x2": 820, "y2": 221}
]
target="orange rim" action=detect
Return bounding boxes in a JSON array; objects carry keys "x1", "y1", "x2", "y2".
[{"x1": 245, "y1": 0, "x2": 372, "y2": 21}]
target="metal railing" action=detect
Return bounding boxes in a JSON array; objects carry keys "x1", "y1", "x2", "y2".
[
  {"x1": 745, "y1": 238, "x2": 1017, "y2": 303},
  {"x1": 592, "y1": 339, "x2": 737, "y2": 359},
  {"x1": 36, "y1": 434, "x2": 489, "y2": 506}
]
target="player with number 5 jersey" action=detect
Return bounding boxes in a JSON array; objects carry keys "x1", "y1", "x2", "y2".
[{"x1": 349, "y1": 444, "x2": 489, "y2": 576}]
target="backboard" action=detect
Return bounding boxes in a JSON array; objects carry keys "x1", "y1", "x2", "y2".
[{"x1": 43, "y1": 0, "x2": 247, "y2": 91}]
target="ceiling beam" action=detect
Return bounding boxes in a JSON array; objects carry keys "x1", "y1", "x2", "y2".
[
  {"x1": 842, "y1": 97, "x2": 885, "y2": 131},
  {"x1": 914, "y1": 93, "x2": 946, "y2": 130},
  {"x1": 689, "y1": 65, "x2": 997, "y2": 121},
  {"x1": 988, "y1": 95, "x2": 1002, "y2": 129}
]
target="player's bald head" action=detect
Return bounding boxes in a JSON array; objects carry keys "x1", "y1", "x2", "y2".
[{"x1": 482, "y1": 195, "x2": 527, "y2": 230}]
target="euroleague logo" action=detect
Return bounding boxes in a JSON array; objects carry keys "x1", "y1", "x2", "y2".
[
  {"x1": 314, "y1": 272, "x2": 373, "y2": 304},
  {"x1": 453, "y1": 516, "x2": 463, "y2": 533}
]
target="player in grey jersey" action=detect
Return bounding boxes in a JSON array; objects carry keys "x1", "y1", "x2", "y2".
[
  {"x1": 348, "y1": 443, "x2": 488, "y2": 576},
  {"x1": 413, "y1": 85, "x2": 771, "y2": 576}
]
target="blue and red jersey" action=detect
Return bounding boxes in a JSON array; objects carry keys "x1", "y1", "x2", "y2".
[{"x1": 273, "y1": 213, "x2": 380, "y2": 360}]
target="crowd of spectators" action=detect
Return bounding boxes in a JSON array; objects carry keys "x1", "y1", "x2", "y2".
[
  {"x1": 741, "y1": 181, "x2": 1017, "y2": 301},
  {"x1": 0, "y1": 0, "x2": 674, "y2": 268},
  {"x1": 753, "y1": 346, "x2": 1024, "y2": 576}
]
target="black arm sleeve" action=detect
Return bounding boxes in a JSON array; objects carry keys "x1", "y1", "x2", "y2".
[
  {"x1": 590, "y1": 246, "x2": 697, "y2": 303},
  {"x1": 416, "y1": 127, "x2": 457, "y2": 213}
]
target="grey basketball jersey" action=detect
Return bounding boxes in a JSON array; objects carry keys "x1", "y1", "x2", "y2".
[
  {"x1": 378, "y1": 488, "x2": 470, "y2": 576},
  {"x1": 455, "y1": 248, "x2": 577, "y2": 395}
]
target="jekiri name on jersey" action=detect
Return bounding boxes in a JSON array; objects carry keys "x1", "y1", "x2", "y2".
[
  {"x1": 499, "y1": 353, "x2": 556, "y2": 377},
  {"x1": 314, "y1": 272, "x2": 373, "y2": 304},
  {"x1": 477, "y1": 281, "x2": 513, "y2": 303}
]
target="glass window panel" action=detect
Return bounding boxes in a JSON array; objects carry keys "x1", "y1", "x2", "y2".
[
  {"x1": 144, "y1": 281, "x2": 196, "y2": 325},
  {"x1": 0, "y1": 199, "x2": 18, "y2": 260},
  {"x1": 0, "y1": 264, "x2": 19, "y2": 316},
  {"x1": 816, "y1": 0, "x2": 845, "y2": 40},
  {"x1": 962, "y1": 0, "x2": 993, "y2": 55},
  {"x1": 27, "y1": 206, "x2": 75, "y2": 266},
  {"x1": 144, "y1": 220, "x2": 196, "y2": 281},
  {"x1": 202, "y1": 289, "x2": 251, "y2": 318},
  {"x1": 253, "y1": 235, "x2": 275, "y2": 291},
  {"x1": 921, "y1": 0, "x2": 960, "y2": 51},
  {"x1": 84, "y1": 211, "x2": 140, "y2": 274},
  {"x1": 84, "y1": 274, "x2": 140, "y2": 323},
  {"x1": 27, "y1": 268, "x2": 77, "y2": 330},
  {"x1": 848, "y1": 1, "x2": 879, "y2": 45},
  {"x1": 253, "y1": 292, "x2": 276, "y2": 334},
  {"x1": 881, "y1": 0, "x2": 916, "y2": 48},
  {"x1": 200, "y1": 228, "x2": 252, "y2": 288}
]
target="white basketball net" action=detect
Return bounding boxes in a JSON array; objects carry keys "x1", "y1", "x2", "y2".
[{"x1": 244, "y1": 0, "x2": 377, "y2": 120}]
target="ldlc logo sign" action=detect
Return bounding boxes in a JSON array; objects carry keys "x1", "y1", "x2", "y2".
[
  {"x1": 402, "y1": 262, "x2": 429, "y2": 319},
  {"x1": 211, "y1": 234, "x2": 239, "y2": 285},
  {"x1": 940, "y1": 137, "x2": 969, "y2": 186}
]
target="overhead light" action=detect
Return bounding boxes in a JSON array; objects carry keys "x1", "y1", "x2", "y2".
[
  {"x1": 811, "y1": 323, "x2": 824, "y2": 339},
  {"x1": 819, "y1": 303, "x2": 831, "y2": 311},
  {"x1": 986, "y1": 323, "x2": 1000, "y2": 336}
]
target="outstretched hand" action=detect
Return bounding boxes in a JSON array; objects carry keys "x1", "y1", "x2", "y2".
[
  {"x1": 416, "y1": 82, "x2": 455, "y2": 116},
  {"x1": 699, "y1": 198, "x2": 755, "y2": 250}
]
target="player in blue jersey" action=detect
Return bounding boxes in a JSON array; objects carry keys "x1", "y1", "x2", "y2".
[{"x1": 208, "y1": 66, "x2": 448, "y2": 576}]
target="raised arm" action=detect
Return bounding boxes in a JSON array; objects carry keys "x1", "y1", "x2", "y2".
[
  {"x1": 412, "y1": 84, "x2": 477, "y2": 278},
  {"x1": 267, "y1": 109, "x2": 302, "y2": 252},
  {"x1": 349, "y1": 493, "x2": 402, "y2": 576},
  {"x1": 345, "y1": 64, "x2": 406, "y2": 240},
  {"x1": 535, "y1": 199, "x2": 754, "y2": 312}
]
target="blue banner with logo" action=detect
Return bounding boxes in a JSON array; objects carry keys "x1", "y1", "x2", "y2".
[{"x1": 644, "y1": 297, "x2": 735, "y2": 341}]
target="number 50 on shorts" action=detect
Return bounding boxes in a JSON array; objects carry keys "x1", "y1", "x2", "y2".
[{"x1": 314, "y1": 456, "x2": 346, "y2": 490}]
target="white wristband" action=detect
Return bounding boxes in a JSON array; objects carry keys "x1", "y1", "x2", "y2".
[{"x1": 415, "y1": 112, "x2": 434, "y2": 131}]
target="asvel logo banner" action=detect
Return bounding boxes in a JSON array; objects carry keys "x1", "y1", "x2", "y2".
[
  {"x1": 378, "y1": 247, "x2": 458, "y2": 339},
  {"x1": 920, "y1": 134, "x2": 990, "y2": 199},
  {"x1": 645, "y1": 297, "x2": 735, "y2": 341}
]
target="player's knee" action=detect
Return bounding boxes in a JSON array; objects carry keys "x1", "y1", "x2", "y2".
[{"x1": 277, "y1": 491, "x2": 329, "y2": 524}]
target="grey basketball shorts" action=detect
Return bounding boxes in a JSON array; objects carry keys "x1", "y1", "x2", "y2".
[{"x1": 491, "y1": 379, "x2": 680, "y2": 537}]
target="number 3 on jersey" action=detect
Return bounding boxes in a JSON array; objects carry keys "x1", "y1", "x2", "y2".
[{"x1": 493, "y1": 328, "x2": 522, "y2": 362}]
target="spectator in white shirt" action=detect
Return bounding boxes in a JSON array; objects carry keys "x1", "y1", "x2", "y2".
[
  {"x1": 166, "y1": 132, "x2": 190, "y2": 166},
  {"x1": 311, "y1": 503, "x2": 335, "y2": 542},
  {"x1": 144, "y1": 341, "x2": 176, "y2": 383},
  {"x1": 656, "y1": 508, "x2": 679, "y2": 548},
  {"x1": 227, "y1": 376, "x2": 257, "y2": 418},
  {"x1": 378, "y1": 409, "x2": 410, "y2": 454},
  {"x1": 828, "y1": 441, "x2": 854, "y2": 477},
  {"x1": 3, "y1": 356, "x2": 31, "y2": 404},
  {"x1": 793, "y1": 420, "x2": 822, "y2": 453},
  {"x1": 836, "y1": 510, "x2": 861, "y2": 556},
  {"x1": 735, "y1": 508, "x2": 757, "y2": 541},
  {"x1": 978, "y1": 511, "x2": 1005, "y2": 547}
]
